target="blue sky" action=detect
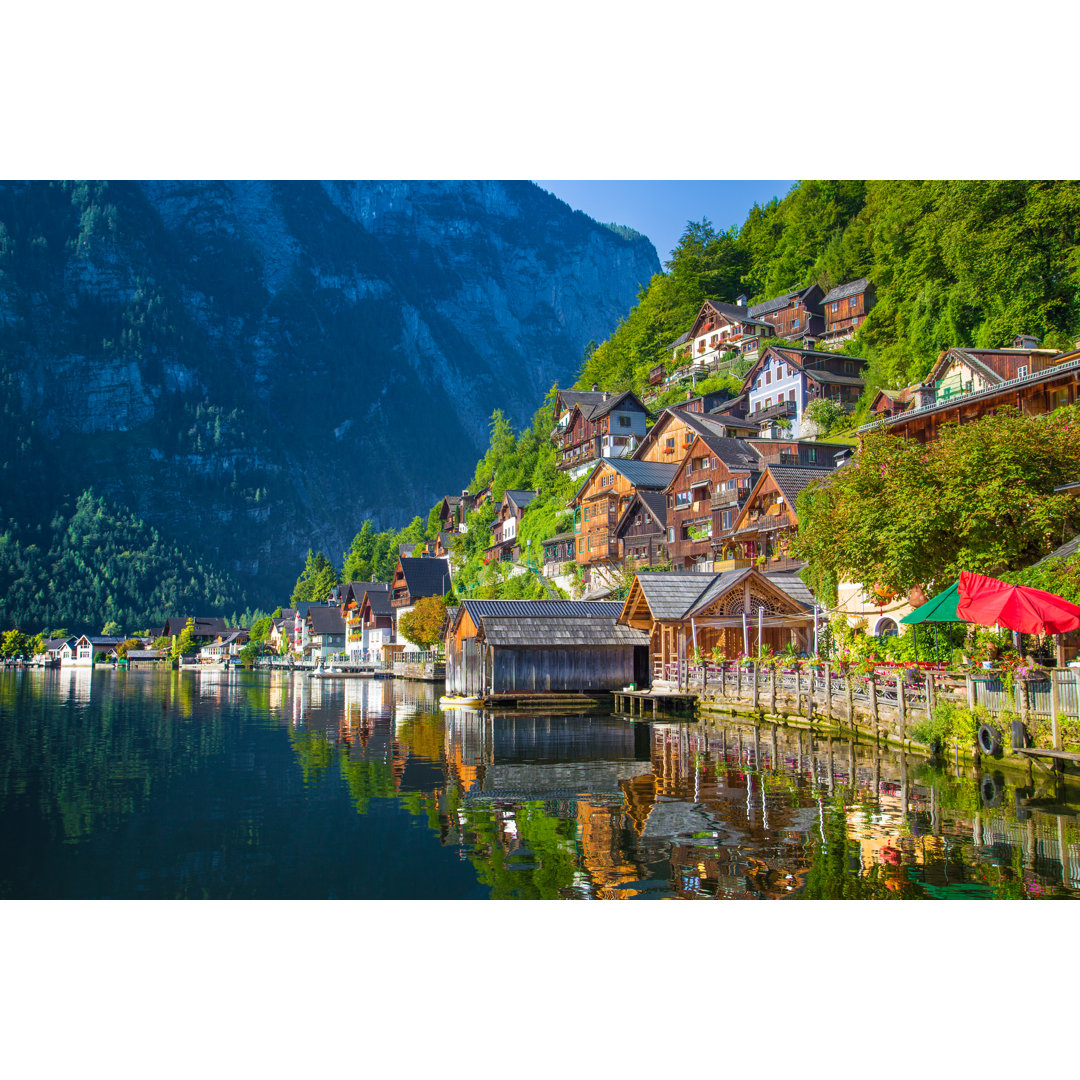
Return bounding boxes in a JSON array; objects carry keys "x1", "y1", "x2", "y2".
[{"x1": 535, "y1": 180, "x2": 795, "y2": 263}]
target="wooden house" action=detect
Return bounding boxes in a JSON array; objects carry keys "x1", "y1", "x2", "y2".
[
  {"x1": 445, "y1": 599, "x2": 649, "y2": 698},
  {"x1": 614, "y1": 491, "x2": 669, "y2": 571},
  {"x1": 571, "y1": 458, "x2": 679, "y2": 569},
  {"x1": 682, "y1": 299, "x2": 774, "y2": 372},
  {"x1": 868, "y1": 386, "x2": 914, "y2": 419},
  {"x1": 721, "y1": 465, "x2": 833, "y2": 572},
  {"x1": 858, "y1": 347, "x2": 1080, "y2": 444},
  {"x1": 671, "y1": 388, "x2": 734, "y2": 415},
  {"x1": 631, "y1": 406, "x2": 735, "y2": 464},
  {"x1": 439, "y1": 494, "x2": 468, "y2": 533},
  {"x1": 483, "y1": 489, "x2": 538, "y2": 565},
  {"x1": 821, "y1": 278, "x2": 875, "y2": 343},
  {"x1": 742, "y1": 343, "x2": 867, "y2": 437},
  {"x1": 198, "y1": 630, "x2": 249, "y2": 663},
  {"x1": 541, "y1": 530, "x2": 577, "y2": 579},
  {"x1": 617, "y1": 567, "x2": 816, "y2": 676},
  {"x1": 747, "y1": 285, "x2": 826, "y2": 342},
  {"x1": 746, "y1": 437, "x2": 850, "y2": 469},
  {"x1": 665, "y1": 434, "x2": 763, "y2": 572},
  {"x1": 554, "y1": 390, "x2": 650, "y2": 477},
  {"x1": 340, "y1": 582, "x2": 391, "y2": 658},
  {"x1": 306, "y1": 605, "x2": 346, "y2": 661},
  {"x1": 390, "y1": 556, "x2": 452, "y2": 616},
  {"x1": 355, "y1": 587, "x2": 395, "y2": 659},
  {"x1": 124, "y1": 649, "x2": 167, "y2": 669}
]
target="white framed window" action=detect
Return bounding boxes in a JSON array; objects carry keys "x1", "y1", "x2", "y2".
[
  {"x1": 1017, "y1": 365, "x2": 1028, "y2": 377},
  {"x1": 831, "y1": 301, "x2": 839, "y2": 312}
]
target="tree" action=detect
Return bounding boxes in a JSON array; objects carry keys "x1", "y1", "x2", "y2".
[
  {"x1": 249, "y1": 615, "x2": 272, "y2": 642},
  {"x1": 1, "y1": 629, "x2": 29, "y2": 658},
  {"x1": 116, "y1": 637, "x2": 142, "y2": 659},
  {"x1": 238, "y1": 641, "x2": 260, "y2": 667},
  {"x1": 793, "y1": 405, "x2": 1080, "y2": 602},
  {"x1": 171, "y1": 625, "x2": 197, "y2": 660},
  {"x1": 398, "y1": 595, "x2": 447, "y2": 649},
  {"x1": 803, "y1": 397, "x2": 845, "y2": 434},
  {"x1": 101, "y1": 620, "x2": 123, "y2": 637},
  {"x1": 291, "y1": 549, "x2": 339, "y2": 604}
]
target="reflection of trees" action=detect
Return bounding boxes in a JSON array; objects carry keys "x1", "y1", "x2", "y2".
[
  {"x1": 339, "y1": 754, "x2": 399, "y2": 814},
  {"x1": 288, "y1": 729, "x2": 335, "y2": 785}
]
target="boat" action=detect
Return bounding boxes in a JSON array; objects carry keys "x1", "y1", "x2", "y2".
[{"x1": 440, "y1": 694, "x2": 484, "y2": 709}]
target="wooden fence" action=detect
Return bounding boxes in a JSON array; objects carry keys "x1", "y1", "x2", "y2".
[{"x1": 666, "y1": 662, "x2": 1080, "y2": 750}]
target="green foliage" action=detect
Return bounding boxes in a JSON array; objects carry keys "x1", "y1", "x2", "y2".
[
  {"x1": 171, "y1": 625, "x2": 197, "y2": 659},
  {"x1": 238, "y1": 641, "x2": 260, "y2": 667},
  {"x1": 398, "y1": 595, "x2": 447, "y2": 649},
  {"x1": 794, "y1": 405, "x2": 1080, "y2": 599},
  {"x1": 910, "y1": 702, "x2": 986, "y2": 751},
  {"x1": 290, "y1": 549, "x2": 339, "y2": 605},
  {"x1": 101, "y1": 620, "x2": 123, "y2": 637},
  {"x1": 803, "y1": 397, "x2": 845, "y2": 433},
  {"x1": 0, "y1": 490, "x2": 246, "y2": 634},
  {"x1": 248, "y1": 615, "x2": 273, "y2": 643},
  {"x1": 1002, "y1": 551, "x2": 1080, "y2": 606}
]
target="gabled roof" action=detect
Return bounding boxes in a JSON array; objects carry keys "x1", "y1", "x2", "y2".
[
  {"x1": 397, "y1": 557, "x2": 452, "y2": 600},
  {"x1": 615, "y1": 489, "x2": 668, "y2": 536},
  {"x1": 477, "y1": 616, "x2": 647, "y2": 648},
  {"x1": 765, "y1": 465, "x2": 835, "y2": 508},
  {"x1": 667, "y1": 330, "x2": 693, "y2": 350},
  {"x1": 821, "y1": 277, "x2": 871, "y2": 303},
  {"x1": 457, "y1": 598, "x2": 623, "y2": 621},
  {"x1": 687, "y1": 433, "x2": 763, "y2": 473},
  {"x1": 747, "y1": 284, "x2": 823, "y2": 318},
  {"x1": 504, "y1": 490, "x2": 538, "y2": 513},
  {"x1": 361, "y1": 589, "x2": 393, "y2": 618},
  {"x1": 628, "y1": 572, "x2": 718, "y2": 620},
  {"x1": 555, "y1": 389, "x2": 608, "y2": 414},
  {"x1": 308, "y1": 606, "x2": 345, "y2": 635}
]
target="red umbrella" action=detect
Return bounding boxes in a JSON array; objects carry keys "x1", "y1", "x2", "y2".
[{"x1": 956, "y1": 570, "x2": 1080, "y2": 635}]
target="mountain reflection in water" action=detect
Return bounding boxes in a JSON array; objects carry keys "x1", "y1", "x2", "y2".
[{"x1": 1, "y1": 669, "x2": 1078, "y2": 899}]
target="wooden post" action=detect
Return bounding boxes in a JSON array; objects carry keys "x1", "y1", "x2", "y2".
[
  {"x1": 824, "y1": 664, "x2": 833, "y2": 722},
  {"x1": 869, "y1": 678, "x2": 879, "y2": 743},
  {"x1": 966, "y1": 673, "x2": 975, "y2": 710},
  {"x1": 896, "y1": 672, "x2": 907, "y2": 746},
  {"x1": 736, "y1": 663, "x2": 742, "y2": 700},
  {"x1": 752, "y1": 662, "x2": 760, "y2": 711},
  {"x1": 926, "y1": 672, "x2": 935, "y2": 718},
  {"x1": 1050, "y1": 671, "x2": 1061, "y2": 751},
  {"x1": 1019, "y1": 673, "x2": 1029, "y2": 726},
  {"x1": 846, "y1": 675, "x2": 855, "y2": 730},
  {"x1": 795, "y1": 667, "x2": 802, "y2": 716},
  {"x1": 720, "y1": 661, "x2": 726, "y2": 699},
  {"x1": 807, "y1": 666, "x2": 815, "y2": 723},
  {"x1": 769, "y1": 665, "x2": 777, "y2": 715}
]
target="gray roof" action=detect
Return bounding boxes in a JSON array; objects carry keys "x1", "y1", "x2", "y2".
[
  {"x1": 608, "y1": 458, "x2": 680, "y2": 489},
  {"x1": 748, "y1": 289, "x2": 802, "y2": 318},
  {"x1": 398, "y1": 557, "x2": 452, "y2": 599},
  {"x1": 684, "y1": 569, "x2": 756, "y2": 615},
  {"x1": 1035, "y1": 531, "x2": 1080, "y2": 565},
  {"x1": 362, "y1": 589, "x2": 393, "y2": 617},
  {"x1": 764, "y1": 573, "x2": 815, "y2": 610},
  {"x1": 125, "y1": 650, "x2": 166, "y2": 660},
  {"x1": 459, "y1": 599, "x2": 623, "y2": 621},
  {"x1": 821, "y1": 277, "x2": 871, "y2": 303},
  {"x1": 308, "y1": 606, "x2": 345, "y2": 635},
  {"x1": 478, "y1": 616, "x2": 648, "y2": 648},
  {"x1": 691, "y1": 434, "x2": 764, "y2": 472},
  {"x1": 806, "y1": 371, "x2": 866, "y2": 386},
  {"x1": 504, "y1": 490, "x2": 538, "y2": 512},
  {"x1": 667, "y1": 330, "x2": 692, "y2": 350},
  {"x1": 767, "y1": 466, "x2": 835, "y2": 508},
  {"x1": 632, "y1": 572, "x2": 718, "y2": 620},
  {"x1": 543, "y1": 530, "x2": 576, "y2": 544}
]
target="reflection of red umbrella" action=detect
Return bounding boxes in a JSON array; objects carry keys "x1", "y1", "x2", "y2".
[{"x1": 956, "y1": 571, "x2": 1080, "y2": 634}]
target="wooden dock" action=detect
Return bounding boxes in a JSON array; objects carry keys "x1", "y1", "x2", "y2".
[{"x1": 613, "y1": 689, "x2": 697, "y2": 718}]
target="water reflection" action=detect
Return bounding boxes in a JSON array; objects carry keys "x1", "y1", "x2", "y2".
[{"x1": 1, "y1": 668, "x2": 1078, "y2": 899}]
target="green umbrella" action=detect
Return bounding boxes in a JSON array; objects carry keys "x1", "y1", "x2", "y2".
[{"x1": 899, "y1": 580, "x2": 963, "y2": 624}]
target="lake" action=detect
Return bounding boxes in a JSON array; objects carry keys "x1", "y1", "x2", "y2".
[{"x1": 1, "y1": 668, "x2": 1077, "y2": 899}]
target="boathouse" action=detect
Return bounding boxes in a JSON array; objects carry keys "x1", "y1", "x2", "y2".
[
  {"x1": 445, "y1": 599, "x2": 649, "y2": 697},
  {"x1": 617, "y1": 568, "x2": 816, "y2": 681}
]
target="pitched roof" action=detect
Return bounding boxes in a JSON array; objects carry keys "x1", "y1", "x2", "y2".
[
  {"x1": 458, "y1": 599, "x2": 624, "y2": 621},
  {"x1": 805, "y1": 370, "x2": 866, "y2": 386},
  {"x1": 361, "y1": 589, "x2": 393, "y2": 617},
  {"x1": 504, "y1": 490, "x2": 538, "y2": 512},
  {"x1": 477, "y1": 616, "x2": 648, "y2": 648},
  {"x1": 667, "y1": 330, "x2": 692, "y2": 350},
  {"x1": 631, "y1": 572, "x2": 717, "y2": 620},
  {"x1": 821, "y1": 277, "x2": 871, "y2": 303},
  {"x1": 766, "y1": 465, "x2": 835, "y2": 507},
  {"x1": 308, "y1": 606, "x2": 345, "y2": 635},
  {"x1": 764, "y1": 573, "x2": 815, "y2": 610},
  {"x1": 607, "y1": 458, "x2": 681, "y2": 489},
  {"x1": 615, "y1": 490, "x2": 668, "y2": 536},
  {"x1": 543, "y1": 530, "x2": 576, "y2": 544},
  {"x1": 556, "y1": 390, "x2": 607, "y2": 413},
  {"x1": 398, "y1": 557, "x2": 452, "y2": 599},
  {"x1": 690, "y1": 433, "x2": 764, "y2": 472},
  {"x1": 747, "y1": 288, "x2": 803, "y2": 318}
]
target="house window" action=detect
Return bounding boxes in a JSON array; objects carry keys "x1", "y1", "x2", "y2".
[
  {"x1": 1018, "y1": 365, "x2": 1028, "y2": 377},
  {"x1": 808, "y1": 447, "x2": 818, "y2": 462},
  {"x1": 685, "y1": 431, "x2": 693, "y2": 444},
  {"x1": 668, "y1": 527, "x2": 675, "y2": 543},
  {"x1": 722, "y1": 510, "x2": 733, "y2": 529},
  {"x1": 584, "y1": 507, "x2": 589, "y2": 522},
  {"x1": 844, "y1": 361, "x2": 855, "y2": 374},
  {"x1": 765, "y1": 397, "x2": 772, "y2": 409},
  {"x1": 793, "y1": 318, "x2": 799, "y2": 329},
  {"x1": 832, "y1": 301, "x2": 839, "y2": 312},
  {"x1": 666, "y1": 437, "x2": 675, "y2": 452},
  {"x1": 765, "y1": 370, "x2": 771, "y2": 385},
  {"x1": 849, "y1": 296, "x2": 857, "y2": 309},
  {"x1": 618, "y1": 415, "x2": 631, "y2": 427}
]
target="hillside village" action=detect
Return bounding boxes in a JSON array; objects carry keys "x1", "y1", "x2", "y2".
[{"x1": 22, "y1": 271, "x2": 1080, "y2": 694}]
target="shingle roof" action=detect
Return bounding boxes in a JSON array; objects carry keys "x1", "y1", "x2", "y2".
[
  {"x1": 684, "y1": 569, "x2": 756, "y2": 616},
  {"x1": 459, "y1": 599, "x2": 624, "y2": 621},
  {"x1": 362, "y1": 589, "x2": 393, "y2": 617},
  {"x1": 805, "y1": 371, "x2": 866, "y2": 386},
  {"x1": 821, "y1": 277, "x2": 871, "y2": 303},
  {"x1": 632, "y1": 573, "x2": 717, "y2": 620},
  {"x1": 504, "y1": 490, "x2": 538, "y2": 512},
  {"x1": 398, "y1": 557, "x2": 452, "y2": 599},
  {"x1": 667, "y1": 330, "x2": 693, "y2": 350},
  {"x1": 691, "y1": 433, "x2": 764, "y2": 472},
  {"x1": 478, "y1": 616, "x2": 648, "y2": 648},
  {"x1": 557, "y1": 390, "x2": 607, "y2": 412},
  {"x1": 767, "y1": 466, "x2": 835, "y2": 507},
  {"x1": 606, "y1": 458, "x2": 680, "y2": 490},
  {"x1": 580, "y1": 390, "x2": 648, "y2": 422},
  {"x1": 308, "y1": 606, "x2": 345, "y2": 635},
  {"x1": 764, "y1": 573, "x2": 815, "y2": 610},
  {"x1": 748, "y1": 289, "x2": 802, "y2": 318}
]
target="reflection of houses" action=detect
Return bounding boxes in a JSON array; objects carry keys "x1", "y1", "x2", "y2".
[
  {"x1": 445, "y1": 599, "x2": 649, "y2": 697},
  {"x1": 618, "y1": 567, "x2": 815, "y2": 674},
  {"x1": 857, "y1": 343, "x2": 1079, "y2": 444}
]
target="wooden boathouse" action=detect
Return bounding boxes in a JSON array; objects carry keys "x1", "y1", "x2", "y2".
[{"x1": 445, "y1": 599, "x2": 649, "y2": 698}]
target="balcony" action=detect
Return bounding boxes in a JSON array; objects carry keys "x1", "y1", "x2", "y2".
[
  {"x1": 750, "y1": 399, "x2": 797, "y2": 422},
  {"x1": 711, "y1": 557, "x2": 753, "y2": 572}
]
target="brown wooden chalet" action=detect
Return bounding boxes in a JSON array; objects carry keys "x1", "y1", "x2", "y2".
[
  {"x1": 821, "y1": 278, "x2": 875, "y2": 343},
  {"x1": 614, "y1": 490, "x2": 669, "y2": 571},
  {"x1": 618, "y1": 567, "x2": 816, "y2": 676},
  {"x1": 632, "y1": 406, "x2": 746, "y2": 465},
  {"x1": 438, "y1": 494, "x2": 467, "y2": 533},
  {"x1": 681, "y1": 298, "x2": 775, "y2": 368},
  {"x1": 356, "y1": 586, "x2": 394, "y2": 645},
  {"x1": 541, "y1": 530, "x2": 577, "y2": 578},
  {"x1": 721, "y1": 464, "x2": 834, "y2": 572},
  {"x1": 868, "y1": 386, "x2": 914, "y2": 419},
  {"x1": 571, "y1": 458, "x2": 679, "y2": 569},
  {"x1": 390, "y1": 556, "x2": 452, "y2": 611},
  {"x1": 746, "y1": 437, "x2": 851, "y2": 469},
  {"x1": 858, "y1": 344, "x2": 1079, "y2": 444},
  {"x1": 483, "y1": 489, "x2": 537, "y2": 565},
  {"x1": 340, "y1": 581, "x2": 390, "y2": 651},
  {"x1": 554, "y1": 390, "x2": 650, "y2": 473},
  {"x1": 665, "y1": 435, "x2": 763, "y2": 572},
  {"x1": 747, "y1": 284, "x2": 826, "y2": 342},
  {"x1": 157, "y1": 616, "x2": 230, "y2": 642}
]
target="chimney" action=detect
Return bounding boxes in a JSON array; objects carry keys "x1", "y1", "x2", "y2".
[
  {"x1": 603, "y1": 390, "x2": 609, "y2": 401},
  {"x1": 913, "y1": 382, "x2": 936, "y2": 409},
  {"x1": 591, "y1": 382, "x2": 599, "y2": 392}
]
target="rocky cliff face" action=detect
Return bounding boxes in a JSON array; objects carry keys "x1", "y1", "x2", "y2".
[{"x1": 0, "y1": 181, "x2": 658, "y2": 602}]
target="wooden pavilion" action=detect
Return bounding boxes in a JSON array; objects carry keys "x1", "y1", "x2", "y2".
[{"x1": 617, "y1": 568, "x2": 816, "y2": 681}]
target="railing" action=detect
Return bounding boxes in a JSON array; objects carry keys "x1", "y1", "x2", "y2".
[{"x1": 750, "y1": 399, "x2": 797, "y2": 422}]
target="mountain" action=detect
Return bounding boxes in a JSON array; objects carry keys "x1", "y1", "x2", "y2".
[{"x1": 0, "y1": 181, "x2": 659, "y2": 610}]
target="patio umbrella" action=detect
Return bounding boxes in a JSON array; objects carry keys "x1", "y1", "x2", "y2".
[
  {"x1": 955, "y1": 570, "x2": 1080, "y2": 635},
  {"x1": 899, "y1": 580, "x2": 964, "y2": 625}
]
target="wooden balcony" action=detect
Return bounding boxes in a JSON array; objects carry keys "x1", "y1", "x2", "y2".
[
  {"x1": 712, "y1": 557, "x2": 753, "y2": 572},
  {"x1": 750, "y1": 399, "x2": 797, "y2": 422}
]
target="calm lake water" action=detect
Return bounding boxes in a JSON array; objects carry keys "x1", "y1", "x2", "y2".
[{"x1": 1, "y1": 668, "x2": 1077, "y2": 899}]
